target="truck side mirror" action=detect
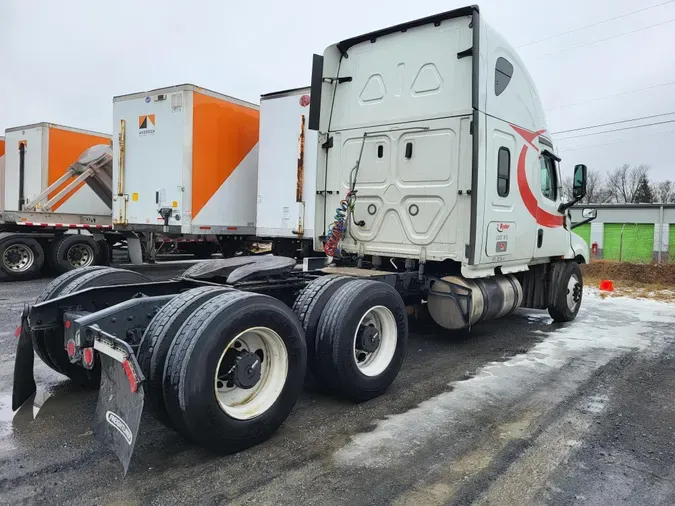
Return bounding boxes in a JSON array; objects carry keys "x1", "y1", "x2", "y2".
[
  {"x1": 573, "y1": 164, "x2": 587, "y2": 199},
  {"x1": 581, "y1": 208, "x2": 597, "y2": 219},
  {"x1": 308, "y1": 54, "x2": 324, "y2": 131}
]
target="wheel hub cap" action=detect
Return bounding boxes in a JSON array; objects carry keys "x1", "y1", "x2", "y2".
[
  {"x1": 232, "y1": 351, "x2": 262, "y2": 389},
  {"x1": 356, "y1": 325, "x2": 381, "y2": 353},
  {"x1": 566, "y1": 275, "x2": 582, "y2": 311},
  {"x1": 2, "y1": 244, "x2": 34, "y2": 272}
]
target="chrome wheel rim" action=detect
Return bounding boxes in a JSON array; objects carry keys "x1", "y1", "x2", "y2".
[
  {"x1": 214, "y1": 327, "x2": 288, "y2": 420},
  {"x1": 566, "y1": 274, "x2": 582, "y2": 312},
  {"x1": 2, "y1": 244, "x2": 34, "y2": 272},
  {"x1": 353, "y1": 305, "x2": 398, "y2": 377},
  {"x1": 67, "y1": 243, "x2": 95, "y2": 268}
]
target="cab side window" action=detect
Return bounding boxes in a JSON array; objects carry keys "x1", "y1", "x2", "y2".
[
  {"x1": 540, "y1": 155, "x2": 558, "y2": 201},
  {"x1": 495, "y1": 57, "x2": 514, "y2": 96}
]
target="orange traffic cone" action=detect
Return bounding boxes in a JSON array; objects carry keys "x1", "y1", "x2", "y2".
[{"x1": 599, "y1": 280, "x2": 614, "y2": 292}]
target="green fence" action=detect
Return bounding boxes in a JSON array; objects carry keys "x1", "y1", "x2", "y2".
[{"x1": 603, "y1": 223, "x2": 654, "y2": 263}]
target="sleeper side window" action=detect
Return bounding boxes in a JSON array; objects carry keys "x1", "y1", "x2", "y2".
[
  {"x1": 497, "y1": 147, "x2": 510, "y2": 197},
  {"x1": 495, "y1": 57, "x2": 514, "y2": 96},
  {"x1": 540, "y1": 155, "x2": 558, "y2": 201}
]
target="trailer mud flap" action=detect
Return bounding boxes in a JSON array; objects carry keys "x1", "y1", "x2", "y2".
[
  {"x1": 93, "y1": 354, "x2": 144, "y2": 475},
  {"x1": 12, "y1": 306, "x2": 37, "y2": 411}
]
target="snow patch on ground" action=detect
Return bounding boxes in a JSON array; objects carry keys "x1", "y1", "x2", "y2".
[{"x1": 333, "y1": 294, "x2": 675, "y2": 468}]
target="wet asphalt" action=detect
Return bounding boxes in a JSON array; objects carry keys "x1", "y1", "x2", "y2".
[{"x1": 0, "y1": 264, "x2": 674, "y2": 505}]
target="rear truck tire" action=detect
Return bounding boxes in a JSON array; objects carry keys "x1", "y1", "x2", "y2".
[
  {"x1": 314, "y1": 279, "x2": 408, "y2": 401},
  {"x1": 32, "y1": 266, "x2": 108, "y2": 370},
  {"x1": 0, "y1": 236, "x2": 45, "y2": 281},
  {"x1": 137, "y1": 286, "x2": 234, "y2": 427},
  {"x1": 38, "y1": 268, "x2": 151, "y2": 386},
  {"x1": 162, "y1": 290, "x2": 306, "y2": 452},
  {"x1": 548, "y1": 262, "x2": 583, "y2": 322},
  {"x1": 49, "y1": 234, "x2": 101, "y2": 274},
  {"x1": 291, "y1": 275, "x2": 351, "y2": 375}
]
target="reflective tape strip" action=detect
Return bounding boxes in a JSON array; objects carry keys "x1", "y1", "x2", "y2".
[{"x1": 16, "y1": 222, "x2": 112, "y2": 229}]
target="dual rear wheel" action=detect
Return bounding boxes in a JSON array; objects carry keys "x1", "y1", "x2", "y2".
[
  {"x1": 0, "y1": 234, "x2": 108, "y2": 281},
  {"x1": 29, "y1": 266, "x2": 408, "y2": 455}
]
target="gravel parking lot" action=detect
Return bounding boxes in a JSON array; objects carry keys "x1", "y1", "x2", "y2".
[{"x1": 1, "y1": 265, "x2": 674, "y2": 505}]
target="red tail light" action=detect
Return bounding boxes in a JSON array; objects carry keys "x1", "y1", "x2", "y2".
[
  {"x1": 66, "y1": 339, "x2": 76, "y2": 358},
  {"x1": 82, "y1": 347, "x2": 95, "y2": 369}
]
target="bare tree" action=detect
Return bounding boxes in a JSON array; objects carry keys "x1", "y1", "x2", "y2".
[
  {"x1": 584, "y1": 169, "x2": 606, "y2": 204},
  {"x1": 655, "y1": 180, "x2": 675, "y2": 203},
  {"x1": 562, "y1": 176, "x2": 574, "y2": 201},
  {"x1": 563, "y1": 168, "x2": 607, "y2": 203},
  {"x1": 605, "y1": 164, "x2": 650, "y2": 203}
]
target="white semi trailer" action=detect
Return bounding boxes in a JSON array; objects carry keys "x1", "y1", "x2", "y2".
[
  {"x1": 112, "y1": 84, "x2": 261, "y2": 263},
  {"x1": 13, "y1": 6, "x2": 592, "y2": 473},
  {"x1": 257, "y1": 87, "x2": 317, "y2": 258},
  {"x1": 0, "y1": 123, "x2": 120, "y2": 281}
]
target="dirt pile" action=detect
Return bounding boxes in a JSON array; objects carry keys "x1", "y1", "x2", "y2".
[{"x1": 582, "y1": 261, "x2": 675, "y2": 285}]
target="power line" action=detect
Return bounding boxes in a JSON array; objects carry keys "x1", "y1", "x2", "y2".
[
  {"x1": 546, "y1": 80, "x2": 675, "y2": 111},
  {"x1": 557, "y1": 129, "x2": 675, "y2": 152},
  {"x1": 552, "y1": 111, "x2": 675, "y2": 135},
  {"x1": 517, "y1": 0, "x2": 675, "y2": 48},
  {"x1": 531, "y1": 19, "x2": 675, "y2": 60},
  {"x1": 555, "y1": 118, "x2": 675, "y2": 141}
]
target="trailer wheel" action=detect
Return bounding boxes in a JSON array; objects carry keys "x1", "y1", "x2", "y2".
[
  {"x1": 137, "y1": 286, "x2": 234, "y2": 427},
  {"x1": 314, "y1": 279, "x2": 408, "y2": 401},
  {"x1": 49, "y1": 235, "x2": 101, "y2": 274},
  {"x1": 548, "y1": 262, "x2": 583, "y2": 322},
  {"x1": 162, "y1": 290, "x2": 306, "y2": 452},
  {"x1": 192, "y1": 243, "x2": 218, "y2": 259},
  {"x1": 292, "y1": 275, "x2": 351, "y2": 374},
  {"x1": 0, "y1": 237, "x2": 45, "y2": 281},
  {"x1": 40, "y1": 268, "x2": 151, "y2": 386},
  {"x1": 95, "y1": 238, "x2": 112, "y2": 266}
]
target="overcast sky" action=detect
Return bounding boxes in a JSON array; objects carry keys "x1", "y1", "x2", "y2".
[{"x1": 2, "y1": 0, "x2": 675, "y2": 180}]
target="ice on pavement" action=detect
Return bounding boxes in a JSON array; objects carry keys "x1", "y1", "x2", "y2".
[{"x1": 333, "y1": 292, "x2": 675, "y2": 468}]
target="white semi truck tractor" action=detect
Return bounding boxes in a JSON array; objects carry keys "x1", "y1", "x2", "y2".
[{"x1": 12, "y1": 6, "x2": 592, "y2": 473}]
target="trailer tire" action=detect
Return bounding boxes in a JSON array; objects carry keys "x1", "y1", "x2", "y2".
[
  {"x1": 314, "y1": 279, "x2": 408, "y2": 401},
  {"x1": 49, "y1": 235, "x2": 101, "y2": 274},
  {"x1": 162, "y1": 290, "x2": 306, "y2": 452},
  {"x1": 192, "y1": 243, "x2": 218, "y2": 259},
  {"x1": 0, "y1": 237, "x2": 45, "y2": 281},
  {"x1": 292, "y1": 275, "x2": 351, "y2": 374},
  {"x1": 96, "y1": 238, "x2": 112, "y2": 266},
  {"x1": 137, "y1": 286, "x2": 234, "y2": 427},
  {"x1": 548, "y1": 261, "x2": 583, "y2": 322},
  {"x1": 41, "y1": 268, "x2": 151, "y2": 386}
]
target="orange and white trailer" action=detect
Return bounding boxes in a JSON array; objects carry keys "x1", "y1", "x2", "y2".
[
  {"x1": 0, "y1": 123, "x2": 118, "y2": 280},
  {"x1": 112, "y1": 84, "x2": 260, "y2": 262}
]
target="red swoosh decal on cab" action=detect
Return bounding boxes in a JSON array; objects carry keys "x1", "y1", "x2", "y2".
[
  {"x1": 516, "y1": 145, "x2": 564, "y2": 228},
  {"x1": 510, "y1": 124, "x2": 563, "y2": 228}
]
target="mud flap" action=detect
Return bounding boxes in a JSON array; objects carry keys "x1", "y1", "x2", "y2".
[
  {"x1": 93, "y1": 354, "x2": 144, "y2": 475},
  {"x1": 12, "y1": 306, "x2": 37, "y2": 411}
]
